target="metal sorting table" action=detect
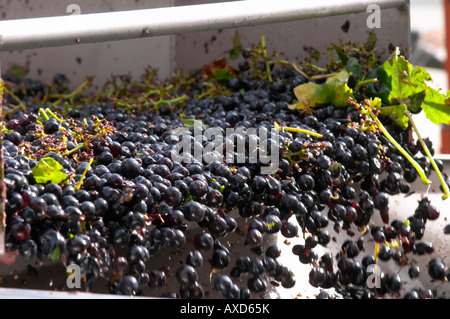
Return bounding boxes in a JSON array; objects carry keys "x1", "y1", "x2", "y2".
[{"x1": 2, "y1": 0, "x2": 444, "y2": 300}]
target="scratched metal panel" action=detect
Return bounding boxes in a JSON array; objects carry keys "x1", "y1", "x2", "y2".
[
  {"x1": 174, "y1": 0, "x2": 411, "y2": 72},
  {"x1": 0, "y1": 0, "x2": 175, "y2": 90},
  {"x1": 0, "y1": 1, "x2": 410, "y2": 90}
]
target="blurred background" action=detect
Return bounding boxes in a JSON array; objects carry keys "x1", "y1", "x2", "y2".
[{"x1": 409, "y1": 0, "x2": 449, "y2": 155}]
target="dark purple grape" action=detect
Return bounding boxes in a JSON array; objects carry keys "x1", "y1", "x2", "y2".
[
  {"x1": 179, "y1": 282, "x2": 204, "y2": 299},
  {"x1": 214, "y1": 275, "x2": 233, "y2": 296},
  {"x1": 413, "y1": 241, "x2": 434, "y2": 255},
  {"x1": 265, "y1": 245, "x2": 281, "y2": 259},
  {"x1": 37, "y1": 229, "x2": 66, "y2": 261},
  {"x1": 176, "y1": 265, "x2": 198, "y2": 285},
  {"x1": 189, "y1": 179, "x2": 208, "y2": 197},
  {"x1": 183, "y1": 201, "x2": 205, "y2": 222},
  {"x1": 43, "y1": 118, "x2": 60, "y2": 134},
  {"x1": 247, "y1": 276, "x2": 266, "y2": 293},
  {"x1": 416, "y1": 197, "x2": 440, "y2": 220},
  {"x1": 235, "y1": 256, "x2": 251, "y2": 273},
  {"x1": 280, "y1": 220, "x2": 298, "y2": 238},
  {"x1": 386, "y1": 274, "x2": 402, "y2": 292},
  {"x1": 408, "y1": 266, "x2": 420, "y2": 279},
  {"x1": 121, "y1": 158, "x2": 143, "y2": 179},
  {"x1": 297, "y1": 174, "x2": 315, "y2": 190},
  {"x1": 428, "y1": 258, "x2": 447, "y2": 280},
  {"x1": 186, "y1": 250, "x2": 204, "y2": 268},
  {"x1": 18, "y1": 238, "x2": 37, "y2": 260},
  {"x1": 110, "y1": 227, "x2": 130, "y2": 247},
  {"x1": 118, "y1": 275, "x2": 139, "y2": 295},
  {"x1": 371, "y1": 226, "x2": 386, "y2": 243},
  {"x1": 148, "y1": 270, "x2": 166, "y2": 288},
  {"x1": 309, "y1": 266, "x2": 326, "y2": 287},
  {"x1": 337, "y1": 257, "x2": 355, "y2": 275},
  {"x1": 341, "y1": 240, "x2": 360, "y2": 258},
  {"x1": 163, "y1": 186, "x2": 183, "y2": 207},
  {"x1": 245, "y1": 228, "x2": 263, "y2": 246},
  {"x1": 192, "y1": 232, "x2": 214, "y2": 251},
  {"x1": 205, "y1": 187, "x2": 223, "y2": 207},
  {"x1": 212, "y1": 248, "x2": 230, "y2": 269}
]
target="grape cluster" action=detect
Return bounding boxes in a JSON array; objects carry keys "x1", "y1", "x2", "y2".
[{"x1": 1, "y1": 48, "x2": 449, "y2": 299}]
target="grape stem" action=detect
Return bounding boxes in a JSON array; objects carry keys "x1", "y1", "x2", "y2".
[
  {"x1": 62, "y1": 131, "x2": 104, "y2": 157},
  {"x1": 406, "y1": 111, "x2": 449, "y2": 200},
  {"x1": 309, "y1": 73, "x2": 338, "y2": 81},
  {"x1": 374, "y1": 242, "x2": 379, "y2": 273},
  {"x1": 291, "y1": 63, "x2": 311, "y2": 81},
  {"x1": 45, "y1": 108, "x2": 64, "y2": 122},
  {"x1": 38, "y1": 108, "x2": 50, "y2": 122},
  {"x1": 50, "y1": 77, "x2": 91, "y2": 107},
  {"x1": 369, "y1": 111, "x2": 431, "y2": 185},
  {"x1": 260, "y1": 35, "x2": 273, "y2": 83},
  {"x1": 0, "y1": 78, "x2": 6, "y2": 254},
  {"x1": 152, "y1": 95, "x2": 187, "y2": 109},
  {"x1": 2, "y1": 84, "x2": 27, "y2": 111},
  {"x1": 273, "y1": 121, "x2": 323, "y2": 138},
  {"x1": 354, "y1": 78, "x2": 377, "y2": 91},
  {"x1": 74, "y1": 158, "x2": 94, "y2": 191}
]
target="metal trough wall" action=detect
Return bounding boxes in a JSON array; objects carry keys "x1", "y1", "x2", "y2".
[{"x1": 0, "y1": 0, "x2": 410, "y2": 88}]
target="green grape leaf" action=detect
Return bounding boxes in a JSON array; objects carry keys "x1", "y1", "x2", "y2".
[
  {"x1": 420, "y1": 87, "x2": 450, "y2": 125},
  {"x1": 180, "y1": 119, "x2": 209, "y2": 129},
  {"x1": 325, "y1": 70, "x2": 355, "y2": 106},
  {"x1": 0, "y1": 79, "x2": 4, "y2": 100},
  {"x1": 289, "y1": 69, "x2": 354, "y2": 110},
  {"x1": 212, "y1": 69, "x2": 233, "y2": 81},
  {"x1": 51, "y1": 246, "x2": 61, "y2": 261},
  {"x1": 229, "y1": 31, "x2": 242, "y2": 60},
  {"x1": 365, "y1": 69, "x2": 391, "y2": 103},
  {"x1": 379, "y1": 104, "x2": 409, "y2": 130},
  {"x1": 32, "y1": 157, "x2": 68, "y2": 184},
  {"x1": 377, "y1": 49, "x2": 431, "y2": 112},
  {"x1": 2, "y1": 126, "x2": 13, "y2": 135},
  {"x1": 330, "y1": 43, "x2": 348, "y2": 65},
  {"x1": 372, "y1": 48, "x2": 450, "y2": 125},
  {"x1": 6, "y1": 64, "x2": 28, "y2": 80},
  {"x1": 345, "y1": 57, "x2": 365, "y2": 81},
  {"x1": 288, "y1": 82, "x2": 329, "y2": 110},
  {"x1": 366, "y1": 30, "x2": 377, "y2": 51}
]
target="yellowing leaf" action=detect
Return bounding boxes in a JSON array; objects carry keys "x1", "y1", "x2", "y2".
[
  {"x1": 378, "y1": 49, "x2": 431, "y2": 112},
  {"x1": 229, "y1": 31, "x2": 242, "y2": 60},
  {"x1": 289, "y1": 70, "x2": 354, "y2": 111},
  {"x1": 379, "y1": 104, "x2": 409, "y2": 130},
  {"x1": 289, "y1": 82, "x2": 329, "y2": 110},
  {"x1": 32, "y1": 157, "x2": 68, "y2": 184},
  {"x1": 6, "y1": 64, "x2": 28, "y2": 80},
  {"x1": 421, "y1": 87, "x2": 450, "y2": 125},
  {"x1": 181, "y1": 119, "x2": 209, "y2": 129},
  {"x1": 51, "y1": 246, "x2": 61, "y2": 261}
]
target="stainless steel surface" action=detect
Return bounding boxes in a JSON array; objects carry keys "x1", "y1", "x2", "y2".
[
  {"x1": 0, "y1": 0, "x2": 432, "y2": 299},
  {"x1": 174, "y1": 0, "x2": 411, "y2": 74},
  {"x1": 0, "y1": 287, "x2": 151, "y2": 299},
  {"x1": 0, "y1": 0, "x2": 409, "y2": 52},
  {"x1": 0, "y1": 0, "x2": 411, "y2": 88}
]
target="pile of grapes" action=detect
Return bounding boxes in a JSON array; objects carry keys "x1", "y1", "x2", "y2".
[{"x1": 0, "y1": 36, "x2": 449, "y2": 299}]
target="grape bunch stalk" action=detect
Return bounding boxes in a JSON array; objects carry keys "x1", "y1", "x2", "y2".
[{"x1": 0, "y1": 32, "x2": 448, "y2": 299}]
